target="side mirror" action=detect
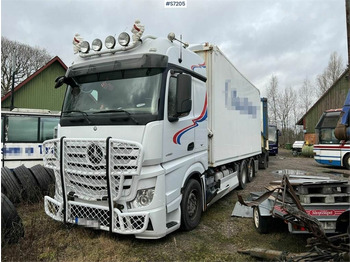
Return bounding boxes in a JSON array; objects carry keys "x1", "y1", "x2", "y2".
[
  {"x1": 176, "y1": 74, "x2": 192, "y2": 115},
  {"x1": 54, "y1": 76, "x2": 79, "y2": 89},
  {"x1": 55, "y1": 76, "x2": 66, "y2": 89}
]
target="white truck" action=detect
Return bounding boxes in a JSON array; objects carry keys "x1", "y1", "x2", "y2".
[{"x1": 43, "y1": 21, "x2": 263, "y2": 239}]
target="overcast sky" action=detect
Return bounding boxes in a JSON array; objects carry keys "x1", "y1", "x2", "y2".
[{"x1": 1, "y1": 0, "x2": 348, "y2": 96}]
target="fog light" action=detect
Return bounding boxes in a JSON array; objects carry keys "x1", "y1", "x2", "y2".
[
  {"x1": 118, "y1": 32, "x2": 130, "y2": 46},
  {"x1": 92, "y1": 39, "x2": 102, "y2": 51},
  {"x1": 80, "y1": 41, "x2": 90, "y2": 53},
  {"x1": 105, "y1": 36, "x2": 116, "y2": 49}
]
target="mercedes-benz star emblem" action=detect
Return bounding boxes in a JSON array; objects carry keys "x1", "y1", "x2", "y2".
[{"x1": 87, "y1": 144, "x2": 103, "y2": 164}]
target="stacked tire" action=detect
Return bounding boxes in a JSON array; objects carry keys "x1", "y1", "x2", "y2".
[
  {"x1": 1, "y1": 193, "x2": 24, "y2": 246},
  {"x1": 1, "y1": 165, "x2": 55, "y2": 245}
]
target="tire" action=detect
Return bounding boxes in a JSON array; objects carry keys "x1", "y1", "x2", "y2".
[
  {"x1": 29, "y1": 165, "x2": 53, "y2": 195},
  {"x1": 1, "y1": 167, "x2": 22, "y2": 204},
  {"x1": 258, "y1": 152, "x2": 268, "y2": 170},
  {"x1": 253, "y1": 206, "x2": 270, "y2": 234},
  {"x1": 343, "y1": 154, "x2": 350, "y2": 170},
  {"x1": 247, "y1": 158, "x2": 255, "y2": 182},
  {"x1": 1, "y1": 193, "x2": 24, "y2": 245},
  {"x1": 44, "y1": 167, "x2": 55, "y2": 182},
  {"x1": 238, "y1": 160, "x2": 248, "y2": 189},
  {"x1": 13, "y1": 165, "x2": 41, "y2": 203},
  {"x1": 181, "y1": 179, "x2": 202, "y2": 231}
]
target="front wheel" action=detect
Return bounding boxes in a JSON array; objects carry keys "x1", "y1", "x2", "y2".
[{"x1": 181, "y1": 179, "x2": 202, "y2": 231}]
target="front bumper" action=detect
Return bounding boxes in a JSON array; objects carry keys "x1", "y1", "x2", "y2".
[{"x1": 45, "y1": 196, "x2": 150, "y2": 234}]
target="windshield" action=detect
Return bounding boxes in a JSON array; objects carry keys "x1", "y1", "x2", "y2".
[
  {"x1": 318, "y1": 128, "x2": 340, "y2": 144},
  {"x1": 268, "y1": 126, "x2": 277, "y2": 143},
  {"x1": 61, "y1": 68, "x2": 163, "y2": 125}
]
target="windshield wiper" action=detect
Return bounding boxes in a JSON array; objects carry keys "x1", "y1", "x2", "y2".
[
  {"x1": 62, "y1": 110, "x2": 92, "y2": 124},
  {"x1": 93, "y1": 109, "x2": 139, "y2": 125}
]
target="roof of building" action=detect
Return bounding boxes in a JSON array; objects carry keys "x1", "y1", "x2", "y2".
[
  {"x1": 1, "y1": 56, "x2": 67, "y2": 102},
  {"x1": 296, "y1": 69, "x2": 349, "y2": 125}
]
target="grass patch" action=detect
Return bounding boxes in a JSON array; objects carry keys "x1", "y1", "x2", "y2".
[{"x1": 2, "y1": 192, "x2": 309, "y2": 261}]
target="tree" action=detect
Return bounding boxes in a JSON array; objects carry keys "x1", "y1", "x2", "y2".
[
  {"x1": 1, "y1": 37, "x2": 52, "y2": 96},
  {"x1": 277, "y1": 86, "x2": 297, "y2": 144},
  {"x1": 266, "y1": 74, "x2": 279, "y2": 125},
  {"x1": 299, "y1": 77, "x2": 315, "y2": 114},
  {"x1": 316, "y1": 51, "x2": 344, "y2": 97}
]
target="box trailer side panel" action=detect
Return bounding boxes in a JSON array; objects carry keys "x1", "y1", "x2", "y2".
[{"x1": 196, "y1": 46, "x2": 261, "y2": 167}]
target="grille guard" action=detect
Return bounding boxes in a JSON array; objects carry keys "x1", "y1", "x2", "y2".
[{"x1": 43, "y1": 137, "x2": 144, "y2": 233}]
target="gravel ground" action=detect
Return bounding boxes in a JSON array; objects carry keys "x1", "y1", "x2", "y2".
[{"x1": 2, "y1": 149, "x2": 349, "y2": 261}]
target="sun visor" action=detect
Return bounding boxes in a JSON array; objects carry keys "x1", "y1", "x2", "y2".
[{"x1": 67, "y1": 54, "x2": 168, "y2": 77}]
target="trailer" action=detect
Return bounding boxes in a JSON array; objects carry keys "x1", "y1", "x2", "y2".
[
  {"x1": 43, "y1": 20, "x2": 265, "y2": 239},
  {"x1": 237, "y1": 175, "x2": 350, "y2": 235}
]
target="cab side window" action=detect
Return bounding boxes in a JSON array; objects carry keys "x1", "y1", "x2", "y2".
[{"x1": 168, "y1": 76, "x2": 177, "y2": 118}]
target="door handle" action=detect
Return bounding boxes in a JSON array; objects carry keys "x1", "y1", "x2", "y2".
[{"x1": 187, "y1": 142, "x2": 194, "y2": 151}]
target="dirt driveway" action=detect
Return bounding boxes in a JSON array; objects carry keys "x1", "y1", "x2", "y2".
[{"x1": 2, "y1": 149, "x2": 349, "y2": 261}]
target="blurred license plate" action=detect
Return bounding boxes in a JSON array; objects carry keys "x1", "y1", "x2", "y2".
[{"x1": 75, "y1": 217, "x2": 100, "y2": 228}]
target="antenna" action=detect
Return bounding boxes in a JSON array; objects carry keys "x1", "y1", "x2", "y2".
[{"x1": 167, "y1": 33, "x2": 189, "y2": 64}]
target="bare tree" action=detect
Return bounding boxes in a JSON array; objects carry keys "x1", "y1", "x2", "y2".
[
  {"x1": 299, "y1": 77, "x2": 315, "y2": 114},
  {"x1": 277, "y1": 86, "x2": 297, "y2": 143},
  {"x1": 1, "y1": 37, "x2": 52, "y2": 96},
  {"x1": 266, "y1": 74, "x2": 279, "y2": 125},
  {"x1": 316, "y1": 51, "x2": 344, "y2": 97}
]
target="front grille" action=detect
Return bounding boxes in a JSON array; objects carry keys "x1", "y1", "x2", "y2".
[{"x1": 43, "y1": 138, "x2": 143, "y2": 201}]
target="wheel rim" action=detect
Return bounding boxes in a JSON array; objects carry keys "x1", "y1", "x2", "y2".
[
  {"x1": 253, "y1": 208, "x2": 259, "y2": 228},
  {"x1": 248, "y1": 161, "x2": 254, "y2": 179},
  {"x1": 242, "y1": 168, "x2": 247, "y2": 184},
  {"x1": 187, "y1": 190, "x2": 198, "y2": 218}
]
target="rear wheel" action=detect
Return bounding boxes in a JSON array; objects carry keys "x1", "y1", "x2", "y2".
[
  {"x1": 253, "y1": 206, "x2": 270, "y2": 234},
  {"x1": 247, "y1": 158, "x2": 255, "y2": 182},
  {"x1": 238, "y1": 160, "x2": 248, "y2": 189},
  {"x1": 181, "y1": 179, "x2": 202, "y2": 231},
  {"x1": 258, "y1": 152, "x2": 268, "y2": 169}
]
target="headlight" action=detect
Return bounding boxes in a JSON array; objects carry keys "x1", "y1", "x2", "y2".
[
  {"x1": 92, "y1": 39, "x2": 102, "y2": 51},
  {"x1": 80, "y1": 41, "x2": 90, "y2": 53},
  {"x1": 118, "y1": 32, "x2": 130, "y2": 46},
  {"x1": 105, "y1": 36, "x2": 116, "y2": 49},
  {"x1": 127, "y1": 188, "x2": 155, "y2": 209}
]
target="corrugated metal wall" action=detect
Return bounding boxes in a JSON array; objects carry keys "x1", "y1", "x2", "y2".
[
  {"x1": 2, "y1": 61, "x2": 66, "y2": 111},
  {"x1": 304, "y1": 71, "x2": 349, "y2": 134}
]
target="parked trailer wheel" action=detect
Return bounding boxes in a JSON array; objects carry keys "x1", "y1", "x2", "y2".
[
  {"x1": 1, "y1": 167, "x2": 22, "y2": 204},
  {"x1": 247, "y1": 158, "x2": 255, "y2": 182},
  {"x1": 29, "y1": 165, "x2": 53, "y2": 195},
  {"x1": 181, "y1": 179, "x2": 202, "y2": 231},
  {"x1": 13, "y1": 165, "x2": 41, "y2": 203},
  {"x1": 238, "y1": 160, "x2": 248, "y2": 189},
  {"x1": 1, "y1": 193, "x2": 24, "y2": 245},
  {"x1": 253, "y1": 206, "x2": 270, "y2": 234}
]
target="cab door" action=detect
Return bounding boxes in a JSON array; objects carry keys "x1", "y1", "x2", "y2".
[{"x1": 163, "y1": 71, "x2": 194, "y2": 162}]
